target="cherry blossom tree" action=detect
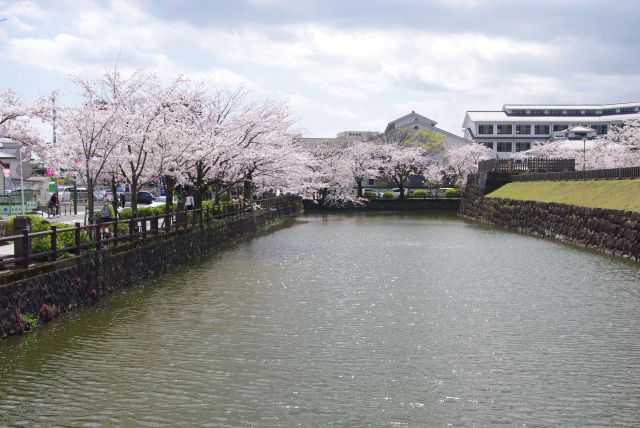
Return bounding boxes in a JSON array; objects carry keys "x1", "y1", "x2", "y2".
[
  {"x1": 48, "y1": 75, "x2": 127, "y2": 221},
  {"x1": 0, "y1": 89, "x2": 50, "y2": 150},
  {"x1": 342, "y1": 141, "x2": 383, "y2": 197},
  {"x1": 378, "y1": 143, "x2": 429, "y2": 199},
  {"x1": 443, "y1": 143, "x2": 492, "y2": 187}
]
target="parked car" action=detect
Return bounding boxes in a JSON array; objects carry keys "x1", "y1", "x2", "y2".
[
  {"x1": 132, "y1": 191, "x2": 154, "y2": 205},
  {"x1": 149, "y1": 195, "x2": 177, "y2": 208}
]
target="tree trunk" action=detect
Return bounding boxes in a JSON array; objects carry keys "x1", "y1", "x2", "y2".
[
  {"x1": 130, "y1": 176, "x2": 138, "y2": 215},
  {"x1": 193, "y1": 162, "x2": 205, "y2": 210},
  {"x1": 243, "y1": 174, "x2": 254, "y2": 201},
  {"x1": 86, "y1": 172, "x2": 95, "y2": 225},
  {"x1": 163, "y1": 175, "x2": 176, "y2": 214},
  {"x1": 399, "y1": 186, "x2": 405, "y2": 199},
  {"x1": 110, "y1": 175, "x2": 119, "y2": 218},
  {"x1": 356, "y1": 179, "x2": 363, "y2": 197}
]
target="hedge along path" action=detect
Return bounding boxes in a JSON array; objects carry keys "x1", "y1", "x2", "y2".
[{"x1": 486, "y1": 179, "x2": 640, "y2": 213}]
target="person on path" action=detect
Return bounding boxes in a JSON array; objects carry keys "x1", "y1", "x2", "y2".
[
  {"x1": 119, "y1": 193, "x2": 125, "y2": 209},
  {"x1": 48, "y1": 193, "x2": 59, "y2": 217},
  {"x1": 185, "y1": 193, "x2": 194, "y2": 210}
]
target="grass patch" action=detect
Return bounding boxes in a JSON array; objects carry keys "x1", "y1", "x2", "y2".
[{"x1": 486, "y1": 179, "x2": 640, "y2": 212}]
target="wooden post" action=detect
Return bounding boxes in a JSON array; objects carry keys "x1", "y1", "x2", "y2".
[
  {"x1": 95, "y1": 222, "x2": 102, "y2": 250},
  {"x1": 20, "y1": 229, "x2": 30, "y2": 268},
  {"x1": 142, "y1": 216, "x2": 147, "y2": 239},
  {"x1": 51, "y1": 226, "x2": 57, "y2": 261},
  {"x1": 129, "y1": 218, "x2": 135, "y2": 238},
  {"x1": 114, "y1": 217, "x2": 119, "y2": 246},
  {"x1": 75, "y1": 222, "x2": 81, "y2": 255}
]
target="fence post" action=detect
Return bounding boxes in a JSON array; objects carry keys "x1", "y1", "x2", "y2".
[
  {"x1": 114, "y1": 217, "x2": 119, "y2": 246},
  {"x1": 95, "y1": 222, "x2": 102, "y2": 250},
  {"x1": 75, "y1": 222, "x2": 81, "y2": 255},
  {"x1": 19, "y1": 229, "x2": 30, "y2": 268},
  {"x1": 51, "y1": 226, "x2": 57, "y2": 261},
  {"x1": 142, "y1": 216, "x2": 147, "y2": 239},
  {"x1": 129, "y1": 218, "x2": 135, "y2": 238}
]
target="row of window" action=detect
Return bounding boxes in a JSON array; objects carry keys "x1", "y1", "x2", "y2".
[
  {"x1": 477, "y1": 124, "x2": 608, "y2": 135},
  {"x1": 506, "y1": 107, "x2": 639, "y2": 116},
  {"x1": 483, "y1": 142, "x2": 532, "y2": 152}
]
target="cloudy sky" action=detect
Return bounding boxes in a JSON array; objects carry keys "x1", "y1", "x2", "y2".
[{"x1": 1, "y1": 0, "x2": 640, "y2": 138}]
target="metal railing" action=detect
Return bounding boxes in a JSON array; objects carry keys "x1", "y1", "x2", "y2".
[
  {"x1": 478, "y1": 158, "x2": 576, "y2": 174},
  {"x1": 511, "y1": 166, "x2": 640, "y2": 182},
  {"x1": 0, "y1": 196, "x2": 294, "y2": 270}
]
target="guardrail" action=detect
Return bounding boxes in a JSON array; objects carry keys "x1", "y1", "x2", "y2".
[
  {"x1": 478, "y1": 158, "x2": 576, "y2": 174},
  {"x1": 511, "y1": 166, "x2": 640, "y2": 182},
  {"x1": 0, "y1": 196, "x2": 293, "y2": 270}
]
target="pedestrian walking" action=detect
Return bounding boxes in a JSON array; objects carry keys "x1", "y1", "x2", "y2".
[
  {"x1": 119, "y1": 193, "x2": 125, "y2": 208},
  {"x1": 185, "y1": 193, "x2": 194, "y2": 210}
]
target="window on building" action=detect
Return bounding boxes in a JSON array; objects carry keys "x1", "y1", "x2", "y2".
[
  {"x1": 497, "y1": 125, "x2": 512, "y2": 134},
  {"x1": 553, "y1": 124, "x2": 568, "y2": 132},
  {"x1": 603, "y1": 109, "x2": 616, "y2": 115},
  {"x1": 593, "y1": 124, "x2": 608, "y2": 135},
  {"x1": 368, "y1": 178, "x2": 375, "y2": 186},
  {"x1": 478, "y1": 124, "x2": 493, "y2": 134},
  {"x1": 483, "y1": 142, "x2": 494, "y2": 150},
  {"x1": 497, "y1": 142, "x2": 512, "y2": 152},
  {"x1": 515, "y1": 142, "x2": 531, "y2": 152},
  {"x1": 534, "y1": 125, "x2": 550, "y2": 134},
  {"x1": 621, "y1": 107, "x2": 636, "y2": 114},
  {"x1": 516, "y1": 125, "x2": 531, "y2": 135}
]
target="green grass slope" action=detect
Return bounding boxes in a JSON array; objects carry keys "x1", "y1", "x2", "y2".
[{"x1": 486, "y1": 179, "x2": 640, "y2": 212}]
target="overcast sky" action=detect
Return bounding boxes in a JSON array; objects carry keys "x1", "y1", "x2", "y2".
[{"x1": 1, "y1": 0, "x2": 640, "y2": 138}]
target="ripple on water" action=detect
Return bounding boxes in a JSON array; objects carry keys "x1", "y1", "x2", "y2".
[{"x1": 0, "y1": 212, "x2": 639, "y2": 427}]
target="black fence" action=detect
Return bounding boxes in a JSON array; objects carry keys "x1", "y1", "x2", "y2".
[
  {"x1": 511, "y1": 166, "x2": 640, "y2": 182},
  {"x1": 0, "y1": 196, "x2": 295, "y2": 270},
  {"x1": 478, "y1": 158, "x2": 575, "y2": 174}
]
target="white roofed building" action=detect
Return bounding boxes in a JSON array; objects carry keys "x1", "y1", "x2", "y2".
[
  {"x1": 463, "y1": 102, "x2": 640, "y2": 158},
  {"x1": 383, "y1": 111, "x2": 471, "y2": 148}
]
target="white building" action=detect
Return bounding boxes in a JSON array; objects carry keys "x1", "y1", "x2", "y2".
[
  {"x1": 463, "y1": 102, "x2": 640, "y2": 158},
  {"x1": 383, "y1": 111, "x2": 470, "y2": 148}
]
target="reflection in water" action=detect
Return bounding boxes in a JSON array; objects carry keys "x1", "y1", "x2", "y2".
[{"x1": 1, "y1": 212, "x2": 639, "y2": 426}]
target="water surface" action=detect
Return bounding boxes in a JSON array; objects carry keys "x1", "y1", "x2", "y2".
[{"x1": 1, "y1": 212, "x2": 639, "y2": 426}]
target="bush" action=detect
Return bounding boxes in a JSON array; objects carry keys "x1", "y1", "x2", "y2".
[
  {"x1": 444, "y1": 188, "x2": 461, "y2": 198},
  {"x1": 363, "y1": 191, "x2": 376, "y2": 199},
  {"x1": 218, "y1": 192, "x2": 231, "y2": 203},
  {"x1": 22, "y1": 312, "x2": 37, "y2": 330},
  {"x1": 413, "y1": 189, "x2": 428, "y2": 198},
  {"x1": 6, "y1": 215, "x2": 90, "y2": 255},
  {"x1": 382, "y1": 191, "x2": 394, "y2": 199},
  {"x1": 118, "y1": 208, "x2": 133, "y2": 219}
]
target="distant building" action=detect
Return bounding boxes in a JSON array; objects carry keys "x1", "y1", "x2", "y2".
[
  {"x1": 463, "y1": 102, "x2": 640, "y2": 158},
  {"x1": 382, "y1": 111, "x2": 471, "y2": 148}
]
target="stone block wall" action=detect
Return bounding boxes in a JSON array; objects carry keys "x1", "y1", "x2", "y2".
[
  {"x1": 460, "y1": 178, "x2": 640, "y2": 261},
  {"x1": 0, "y1": 200, "x2": 302, "y2": 337}
]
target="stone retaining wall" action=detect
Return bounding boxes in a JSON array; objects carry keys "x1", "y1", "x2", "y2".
[
  {"x1": 0, "y1": 200, "x2": 302, "y2": 337},
  {"x1": 460, "y1": 175, "x2": 640, "y2": 261}
]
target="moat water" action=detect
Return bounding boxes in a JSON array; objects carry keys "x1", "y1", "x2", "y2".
[{"x1": 1, "y1": 212, "x2": 639, "y2": 427}]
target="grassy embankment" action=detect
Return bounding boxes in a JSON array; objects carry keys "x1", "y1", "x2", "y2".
[{"x1": 486, "y1": 179, "x2": 640, "y2": 213}]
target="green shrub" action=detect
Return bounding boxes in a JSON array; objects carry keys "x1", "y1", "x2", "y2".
[
  {"x1": 6, "y1": 215, "x2": 90, "y2": 254},
  {"x1": 22, "y1": 312, "x2": 37, "y2": 330},
  {"x1": 382, "y1": 191, "x2": 394, "y2": 199},
  {"x1": 218, "y1": 192, "x2": 231, "y2": 203},
  {"x1": 363, "y1": 191, "x2": 376, "y2": 199},
  {"x1": 444, "y1": 188, "x2": 461, "y2": 198},
  {"x1": 118, "y1": 208, "x2": 133, "y2": 219},
  {"x1": 413, "y1": 189, "x2": 428, "y2": 198}
]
